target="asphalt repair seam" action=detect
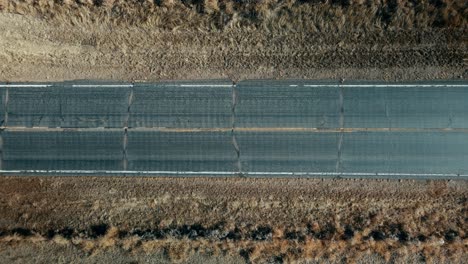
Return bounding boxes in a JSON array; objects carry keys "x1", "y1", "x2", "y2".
[
  {"x1": 3, "y1": 86, "x2": 8, "y2": 127},
  {"x1": 122, "y1": 85, "x2": 134, "y2": 171},
  {"x1": 231, "y1": 83, "x2": 243, "y2": 175},
  {"x1": 0, "y1": 87, "x2": 8, "y2": 170},
  {"x1": 336, "y1": 82, "x2": 344, "y2": 173}
]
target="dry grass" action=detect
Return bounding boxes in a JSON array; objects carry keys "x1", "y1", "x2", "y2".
[
  {"x1": 1, "y1": 232, "x2": 466, "y2": 263},
  {"x1": 0, "y1": 239, "x2": 246, "y2": 263},
  {"x1": 1, "y1": 0, "x2": 466, "y2": 32},
  {"x1": 0, "y1": 178, "x2": 466, "y2": 263}
]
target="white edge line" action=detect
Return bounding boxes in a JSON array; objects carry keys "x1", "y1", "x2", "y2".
[
  {"x1": 179, "y1": 84, "x2": 233, "y2": 87},
  {"x1": 2, "y1": 84, "x2": 465, "y2": 88},
  {"x1": 72, "y1": 84, "x2": 134, "y2": 88},
  {"x1": 303, "y1": 84, "x2": 467, "y2": 88},
  {"x1": 0, "y1": 85, "x2": 52, "y2": 88},
  {"x1": 0, "y1": 170, "x2": 466, "y2": 177}
]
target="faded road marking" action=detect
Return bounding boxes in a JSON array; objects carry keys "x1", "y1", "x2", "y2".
[
  {"x1": 72, "y1": 84, "x2": 134, "y2": 88},
  {"x1": 0, "y1": 84, "x2": 52, "y2": 88},
  {"x1": 303, "y1": 84, "x2": 467, "y2": 88},
  {"x1": 2, "y1": 127, "x2": 468, "y2": 133},
  {"x1": 0, "y1": 170, "x2": 466, "y2": 178}
]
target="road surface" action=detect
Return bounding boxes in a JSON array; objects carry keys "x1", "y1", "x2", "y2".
[{"x1": 0, "y1": 80, "x2": 467, "y2": 179}]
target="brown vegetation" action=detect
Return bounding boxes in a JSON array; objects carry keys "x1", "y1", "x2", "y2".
[
  {"x1": 1, "y1": 0, "x2": 466, "y2": 31},
  {"x1": 1, "y1": 233, "x2": 467, "y2": 263},
  {"x1": 0, "y1": 177, "x2": 466, "y2": 262}
]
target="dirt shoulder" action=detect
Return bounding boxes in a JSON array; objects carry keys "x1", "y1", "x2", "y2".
[{"x1": 0, "y1": 0, "x2": 466, "y2": 82}]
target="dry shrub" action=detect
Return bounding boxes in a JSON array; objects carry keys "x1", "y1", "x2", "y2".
[
  {"x1": 204, "y1": 0, "x2": 219, "y2": 14},
  {"x1": 52, "y1": 235, "x2": 70, "y2": 246},
  {"x1": 121, "y1": 236, "x2": 141, "y2": 251},
  {"x1": 427, "y1": 180, "x2": 449, "y2": 197},
  {"x1": 223, "y1": 0, "x2": 234, "y2": 14},
  {"x1": 77, "y1": 0, "x2": 93, "y2": 5},
  {"x1": 99, "y1": 226, "x2": 119, "y2": 248},
  {"x1": 0, "y1": 0, "x2": 7, "y2": 10},
  {"x1": 100, "y1": 0, "x2": 115, "y2": 7},
  {"x1": 1, "y1": 231, "x2": 467, "y2": 263},
  {"x1": 0, "y1": 235, "x2": 23, "y2": 244},
  {"x1": 160, "y1": 0, "x2": 175, "y2": 8}
]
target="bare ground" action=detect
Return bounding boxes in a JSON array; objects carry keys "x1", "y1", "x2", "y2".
[{"x1": 0, "y1": 0, "x2": 467, "y2": 263}]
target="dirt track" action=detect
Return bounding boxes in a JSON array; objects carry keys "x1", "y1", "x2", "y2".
[{"x1": 0, "y1": 0, "x2": 467, "y2": 262}]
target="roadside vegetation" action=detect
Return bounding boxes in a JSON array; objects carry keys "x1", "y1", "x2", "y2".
[
  {"x1": 0, "y1": 178, "x2": 466, "y2": 263},
  {"x1": 1, "y1": 0, "x2": 466, "y2": 32}
]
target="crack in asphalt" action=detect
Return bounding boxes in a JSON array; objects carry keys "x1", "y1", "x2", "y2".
[
  {"x1": 231, "y1": 83, "x2": 243, "y2": 175},
  {"x1": 0, "y1": 87, "x2": 9, "y2": 170},
  {"x1": 122, "y1": 86, "x2": 134, "y2": 171},
  {"x1": 336, "y1": 83, "x2": 344, "y2": 173},
  {"x1": 3, "y1": 87, "x2": 8, "y2": 127}
]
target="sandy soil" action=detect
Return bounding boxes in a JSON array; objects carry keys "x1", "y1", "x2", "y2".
[{"x1": 0, "y1": 0, "x2": 467, "y2": 262}]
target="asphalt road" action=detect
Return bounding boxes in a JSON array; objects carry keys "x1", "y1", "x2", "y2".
[{"x1": 0, "y1": 80, "x2": 467, "y2": 178}]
